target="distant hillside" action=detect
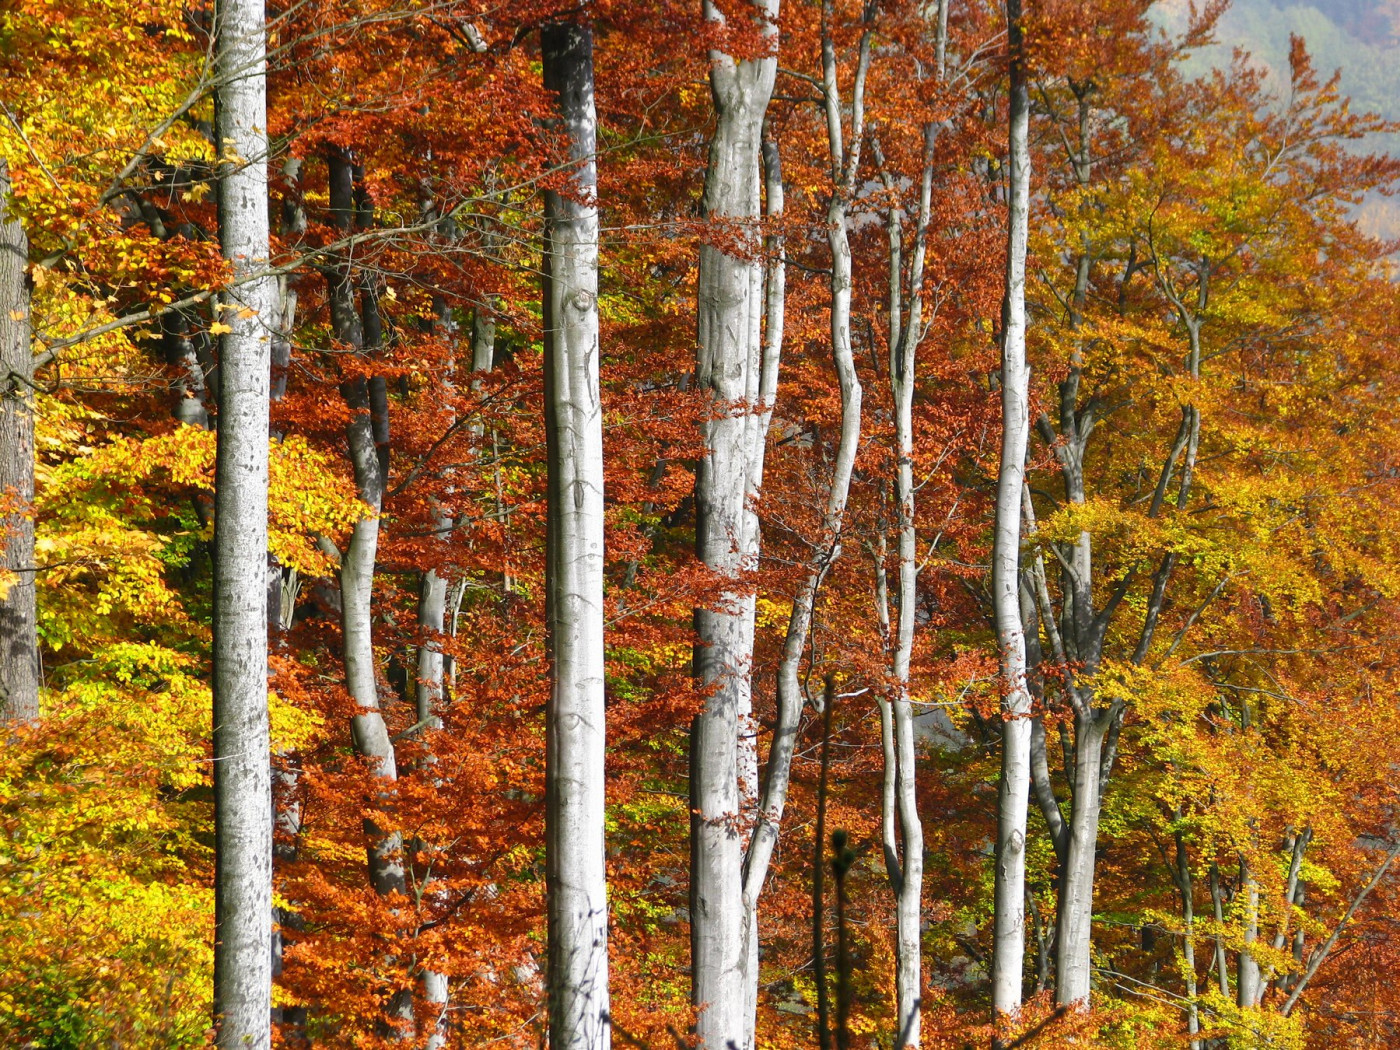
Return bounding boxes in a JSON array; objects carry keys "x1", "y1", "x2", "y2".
[{"x1": 1156, "y1": 0, "x2": 1400, "y2": 238}]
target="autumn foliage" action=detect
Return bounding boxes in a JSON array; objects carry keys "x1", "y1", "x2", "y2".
[{"x1": 1, "y1": 0, "x2": 1398, "y2": 1047}]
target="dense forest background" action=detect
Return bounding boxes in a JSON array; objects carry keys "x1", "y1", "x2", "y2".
[{"x1": 1, "y1": 0, "x2": 1398, "y2": 1047}]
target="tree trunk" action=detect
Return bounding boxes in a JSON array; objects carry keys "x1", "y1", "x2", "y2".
[
  {"x1": 1172, "y1": 830, "x2": 1201, "y2": 1050},
  {"x1": 210, "y1": 0, "x2": 276, "y2": 1040},
  {"x1": 1237, "y1": 856, "x2": 1262, "y2": 1010},
  {"x1": 542, "y1": 21, "x2": 610, "y2": 1050},
  {"x1": 413, "y1": 297, "x2": 458, "y2": 1044},
  {"x1": 991, "y1": 0, "x2": 1033, "y2": 1028},
  {"x1": 416, "y1": 312, "x2": 453, "y2": 733},
  {"x1": 1210, "y1": 863, "x2": 1231, "y2": 998},
  {"x1": 876, "y1": 117, "x2": 936, "y2": 1050},
  {"x1": 324, "y1": 154, "x2": 415, "y2": 1041},
  {"x1": 161, "y1": 311, "x2": 211, "y2": 429},
  {"x1": 738, "y1": 124, "x2": 786, "y2": 1048},
  {"x1": 0, "y1": 159, "x2": 37, "y2": 726},
  {"x1": 326, "y1": 150, "x2": 405, "y2": 906},
  {"x1": 422, "y1": 969, "x2": 449, "y2": 1050},
  {"x1": 1054, "y1": 715, "x2": 1107, "y2": 1007},
  {"x1": 691, "y1": 4, "x2": 779, "y2": 1047}
]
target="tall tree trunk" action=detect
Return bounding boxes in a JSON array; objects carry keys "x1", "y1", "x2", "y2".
[
  {"x1": 1267, "y1": 829, "x2": 1309, "y2": 1002},
  {"x1": 327, "y1": 150, "x2": 405, "y2": 904},
  {"x1": 873, "y1": 116, "x2": 937, "y2": 1050},
  {"x1": 741, "y1": 0, "x2": 872, "y2": 1023},
  {"x1": 269, "y1": 173, "x2": 304, "y2": 1036},
  {"x1": 0, "y1": 159, "x2": 37, "y2": 726},
  {"x1": 812, "y1": 679, "x2": 836, "y2": 1050},
  {"x1": 738, "y1": 123, "x2": 786, "y2": 1049},
  {"x1": 324, "y1": 150, "x2": 413, "y2": 1038},
  {"x1": 414, "y1": 295, "x2": 457, "y2": 1050},
  {"x1": 542, "y1": 21, "x2": 610, "y2": 1050},
  {"x1": 415, "y1": 295, "x2": 456, "y2": 738},
  {"x1": 691, "y1": 3, "x2": 779, "y2": 1047},
  {"x1": 991, "y1": 0, "x2": 1033, "y2": 1029},
  {"x1": 211, "y1": 0, "x2": 276, "y2": 1040}
]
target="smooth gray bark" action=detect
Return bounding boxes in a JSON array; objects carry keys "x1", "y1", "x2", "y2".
[
  {"x1": 326, "y1": 151, "x2": 406, "y2": 904},
  {"x1": 542, "y1": 22, "x2": 610, "y2": 1050},
  {"x1": 874, "y1": 117, "x2": 936, "y2": 1050},
  {"x1": 690, "y1": 4, "x2": 779, "y2": 1047},
  {"x1": 0, "y1": 159, "x2": 37, "y2": 726},
  {"x1": 414, "y1": 296, "x2": 459, "y2": 1041},
  {"x1": 1257, "y1": 830, "x2": 1310, "y2": 1005},
  {"x1": 1171, "y1": 830, "x2": 1201, "y2": 1050},
  {"x1": 210, "y1": 0, "x2": 276, "y2": 1040},
  {"x1": 1236, "y1": 857, "x2": 1262, "y2": 1010},
  {"x1": 1210, "y1": 864, "x2": 1231, "y2": 998},
  {"x1": 741, "y1": 8, "x2": 871, "y2": 1038},
  {"x1": 991, "y1": 0, "x2": 1033, "y2": 1026},
  {"x1": 738, "y1": 14, "x2": 877, "y2": 1030},
  {"x1": 1020, "y1": 106, "x2": 1210, "y2": 1017},
  {"x1": 162, "y1": 311, "x2": 212, "y2": 429},
  {"x1": 738, "y1": 125, "x2": 786, "y2": 1050},
  {"x1": 1055, "y1": 715, "x2": 1107, "y2": 1005},
  {"x1": 422, "y1": 969, "x2": 449, "y2": 1050},
  {"x1": 415, "y1": 297, "x2": 455, "y2": 735},
  {"x1": 269, "y1": 181, "x2": 302, "y2": 1037},
  {"x1": 416, "y1": 562, "x2": 448, "y2": 730}
]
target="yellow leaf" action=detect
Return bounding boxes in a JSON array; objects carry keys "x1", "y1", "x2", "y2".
[{"x1": 208, "y1": 322, "x2": 232, "y2": 336}]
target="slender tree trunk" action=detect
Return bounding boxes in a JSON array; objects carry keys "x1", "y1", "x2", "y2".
[
  {"x1": 741, "y1": 7, "x2": 872, "y2": 1037},
  {"x1": 1237, "y1": 856, "x2": 1261, "y2": 1010},
  {"x1": 1210, "y1": 863, "x2": 1231, "y2": 998},
  {"x1": 422, "y1": 970, "x2": 449, "y2": 1050},
  {"x1": 414, "y1": 295, "x2": 459, "y2": 1049},
  {"x1": 415, "y1": 296, "x2": 455, "y2": 737},
  {"x1": 211, "y1": 0, "x2": 276, "y2": 1040},
  {"x1": 1259, "y1": 829, "x2": 1309, "y2": 1004},
  {"x1": 739, "y1": 124, "x2": 786, "y2": 1048},
  {"x1": 691, "y1": 4, "x2": 779, "y2": 1047},
  {"x1": 327, "y1": 150, "x2": 405, "y2": 904},
  {"x1": 542, "y1": 21, "x2": 610, "y2": 1050},
  {"x1": 1172, "y1": 830, "x2": 1201, "y2": 1049},
  {"x1": 0, "y1": 159, "x2": 37, "y2": 726},
  {"x1": 416, "y1": 532, "x2": 449, "y2": 1050},
  {"x1": 812, "y1": 679, "x2": 836, "y2": 1050},
  {"x1": 269, "y1": 184, "x2": 304, "y2": 1037},
  {"x1": 875, "y1": 118, "x2": 936, "y2": 1050},
  {"x1": 991, "y1": 0, "x2": 1033, "y2": 1028},
  {"x1": 323, "y1": 151, "x2": 413, "y2": 1041},
  {"x1": 417, "y1": 560, "x2": 448, "y2": 731},
  {"x1": 162, "y1": 311, "x2": 212, "y2": 429}
]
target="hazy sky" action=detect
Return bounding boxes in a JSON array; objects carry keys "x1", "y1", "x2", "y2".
[{"x1": 1156, "y1": 0, "x2": 1400, "y2": 237}]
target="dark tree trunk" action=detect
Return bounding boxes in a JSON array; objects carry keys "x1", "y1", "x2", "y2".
[{"x1": 0, "y1": 159, "x2": 37, "y2": 726}]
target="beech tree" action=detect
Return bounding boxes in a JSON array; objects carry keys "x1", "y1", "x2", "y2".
[
  {"x1": 3, "y1": 1, "x2": 1400, "y2": 1048},
  {"x1": 210, "y1": 0, "x2": 276, "y2": 1042},
  {"x1": 690, "y1": 3, "x2": 779, "y2": 1047},
  {"x1": 989, "y1": 0, "x2": 1033, "y2": 1026},
  {"x1": 541, "y1": 16, "x2": 610, "y2": 1050},
  {"x1": 0, "y1": 159, "x2": 37, "y2": 726}
]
